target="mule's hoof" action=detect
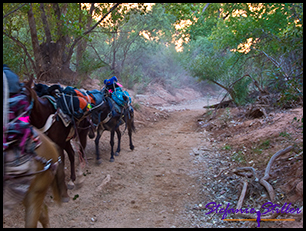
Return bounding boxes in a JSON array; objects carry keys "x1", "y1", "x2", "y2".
[
  {"x1": 96, "y1": 159, "x2": 102, "y2": 165},
  {"x1": 75, "y1": 177, "x2": 85, "y2": 189},
  {"x1": 109, "y1": 158, "x2": 115, "y2": 162},
  {"x1": 67, "y1": 180, "x2": 75, "y2": 190},
  {"x1": 115, "y1": 152, "x2": 120, "y2": 156},
  {"x1": 130, "y1": 145, "x2": 135, "y2": 151},
  {"x1": 61, "y1": 196, "x2": 70, "y2": 203}
]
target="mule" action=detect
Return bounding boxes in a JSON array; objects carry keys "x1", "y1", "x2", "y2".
[
  {"x1": 3, "y1": 127, "x2": 68, "y2": 228},
  {"x1": 24, "y1": 78, "x2": 91, "y2": 189},
  {"x1": 88, "y1": 95, "x2": 135, "y2": 164}
]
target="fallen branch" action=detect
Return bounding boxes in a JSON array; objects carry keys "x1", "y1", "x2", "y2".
[
  {"x1": 236, "y1": 181, "x2": 248, "y2": 210},
  {"x1": 234, "y1": 171, "x2": 253, "y2": 178},
  {"x1": 236, "y1": 167, "x2": 259, "y2": 182},
  {"x1": 260, "y1": 146, "x2": 294, "y2": 203},
  {"x1": 205, "y1": 100, "x2": 234, "y2": 109},
  {"x1": 214, "y1": 168, "x2": 227, "y2": 178}
]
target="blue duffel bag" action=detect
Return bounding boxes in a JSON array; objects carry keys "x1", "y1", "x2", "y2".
[{"x1": 112, "y1": 87, "x2": 131, "y2": 107}]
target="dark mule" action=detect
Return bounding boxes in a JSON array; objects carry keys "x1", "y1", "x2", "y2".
[
  {"x1": 88, "y1": 96, "x2": 135, "y2": 164},
  {"x1": 24, "y1": 78, "x2": 91, "y2": 189},
  {"x1": 3, "y1": 127, "x2": 68, "y2": 228}
]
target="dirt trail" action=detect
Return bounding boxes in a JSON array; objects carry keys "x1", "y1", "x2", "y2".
[{"x1": 3, "y1": 97, "x2": 216, "y2": 228}]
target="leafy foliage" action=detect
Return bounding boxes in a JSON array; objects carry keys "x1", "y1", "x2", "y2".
[
  {"x1": 3, "y1": 3, "x2": 303, "y2": 106},
  {"x1": 181, "y1": 3, "x2": 303, "y2": 106}
]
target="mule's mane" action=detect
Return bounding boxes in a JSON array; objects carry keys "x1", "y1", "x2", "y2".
[
  {"x1": 24, "y1": 79, "x2": 52, "y2": 110},
  {"x1": 24, "y1": 80, "x2": 37, "y2": 102}
]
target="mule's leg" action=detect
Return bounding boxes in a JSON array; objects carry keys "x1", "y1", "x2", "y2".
[
  {"x1": 115, "y1": 127, "x2": 121, "y2": 156},
  {"x1": 110, "y1": 130, "x2": 115, "y2": 162},
  {"x1": 128, "y1": 123, "x2": 135, "y2": 151},
  {"x1": 65, "y1": 142, "x2": 76, "y2": 189},
  {"x1": 56, "y1": 149, "x2": 70, "y2": 199},
  {"x1": 74, "y1": 127, "x2": 89, "y2": 188},
  {"x1": 38, "y1": 203, "x2": 50, "y2": 228},
  {"x1": 24, "y1": 173, "x2": 51, "y2": 228},
  {"x1": 24, "y1": 191, "x2": 50, "y2": 228},
  {"x1": 52, "y1": 159, "x2": 70, "y2": 202},
  {"x1": 79, "y1": 127, "x2": 88, "y2": 160},
  {"x1": 95, "y1": 124, "x2": 103, "y2": 165},
  {"x1": 24, "y1": 192, "x2": 41, "y2": 227}
]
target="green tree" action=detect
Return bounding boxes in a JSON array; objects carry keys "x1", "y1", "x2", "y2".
[
  {"x1": 181, "y1": 3, "x2": 303, "y2": 105},
  {"x1": 3, "y1": 3, "x2": 148, "y2": 84},
  {"x1": 85, "y1": 3, "x2": 178, "y2": 88}
]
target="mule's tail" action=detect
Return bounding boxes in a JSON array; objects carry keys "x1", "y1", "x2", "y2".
[
  {"x1": 129, "y1": 108, "x2": 136, "y2": 133},
  {"x1": 130, "y1": 115, "x2": 136, "y2": 133},
  {"x1": 123, "y1": 107, "x2": 136, "y2": 135}
]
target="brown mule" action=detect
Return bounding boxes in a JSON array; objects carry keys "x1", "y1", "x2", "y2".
[
  {"x1": 3, "y1": 128, "x2": 69, "y2": 228},
  {"x1": 23, "y1": 78, "x2": 91, "y2": 189}
]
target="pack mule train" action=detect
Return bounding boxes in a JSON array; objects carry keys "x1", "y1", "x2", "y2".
[
  {"x1": 25, "y1": 78, "x2": 93, "y2": 190},
  {"x1": 32, "y1": 75, "x2": 135, "y2": 165},
  {"x1": 3, "y1": 69, "x2": 68, "y2": 228},
  {"x1": 88, "y1": 76, "x2": 136, "y2": 164}
]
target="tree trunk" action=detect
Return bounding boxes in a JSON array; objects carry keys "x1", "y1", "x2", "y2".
[
  {"x1": 36, "y1": 3, "x2": 76, "y2": 84},
  {"x1": 112, "y1": 31, "x2": 116, "y2": 72},
  {"x1": 39, "y1": 39, "x2": 75, "y2": 84},
  {"x1": 209, "y1": 79, "x2": 237, "y2": 101},
  {"x1": 25, "y1": 3, "x2": 121, "y2": 84},
  {"x1": 27, "y1": 3, "x2": 44, "y2": 77},
  {"x1": 76, "y1": 3, "x2": 95, "y2": 80}
]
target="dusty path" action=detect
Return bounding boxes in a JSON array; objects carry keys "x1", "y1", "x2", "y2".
[{"x1": 4, "y1": 98, "x2": 213, "y2": 228}]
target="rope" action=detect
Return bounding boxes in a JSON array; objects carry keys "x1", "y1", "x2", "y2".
[
  {"x1": 3, "y1": 72, "x2": 9, "y2": 130},
  {"x1": 90, "y1": 98, "x2": 104, "y2": 111},
  {"x1": 79, "y1": 89, "x2": 91, "y2": 104},
  {"x1": 3, "y1": 72, "x2": 9, "y2": 184}
]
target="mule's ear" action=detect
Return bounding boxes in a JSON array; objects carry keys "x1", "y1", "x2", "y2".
[{"x1": 25, "y1": 75, "x2": 34, "y2": 88}]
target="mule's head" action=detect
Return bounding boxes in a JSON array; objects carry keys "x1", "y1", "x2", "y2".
[
  {"x1": 23, "y1": 77, "x2": 34, "y2": 102},
  {"x1": 23, "y1": 76, "x2": 41, "y2": 114}
]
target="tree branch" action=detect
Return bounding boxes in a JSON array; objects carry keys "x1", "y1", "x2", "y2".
[
  {"x1": 260, "y1": 146, "x2": 294, "y2": 203},
  {"x1": 202, "y1": 3, "x2": 210, "y2": 13},
  {"x1": 3, "y1": 30, "x2": 36, "y2": 71},
  {"x1": 64, "y1": 3, "x2": 122, "y2": 65},
  {"x1": 229, "y1": 74, "x2": 268, "y2": 95},
  {"x1": 84, "y1": 3, "x2": 122, "y2": 36},
  {"x1": 260, "y1": 50, "x2": 289, "y2": 79},
  {"x1": 236, "y1": 181, "x2": 248, "y2": 210},
  {"x1": 27, "y1": 3, "x2": 43, "y2": 74},
  {"x1": 3, "y1": 3, "x2": 28, "y2": 19},
  {"x1": 39, "y1": 3, "x2": 52, "y2": 43},
  {"x1": 88, "y1": 43, "x2": 111, "y2": 68}
]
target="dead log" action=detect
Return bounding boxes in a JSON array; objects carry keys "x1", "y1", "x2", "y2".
[
  {"x1": 214, "y1": 168, "x2": 228, "y2": 178},
  {"x1": 260, "y1": 146, "x2": 294, "y2": 203},
  {"x1": 234, "y1": 167, "x2": 259, "y2": 181},
  {"x1": 236, "y1": 181, "x2": 248, "y2": 210},
  {"x1": 204, "y1": 100, "x2": 234, "y2": 109}
]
